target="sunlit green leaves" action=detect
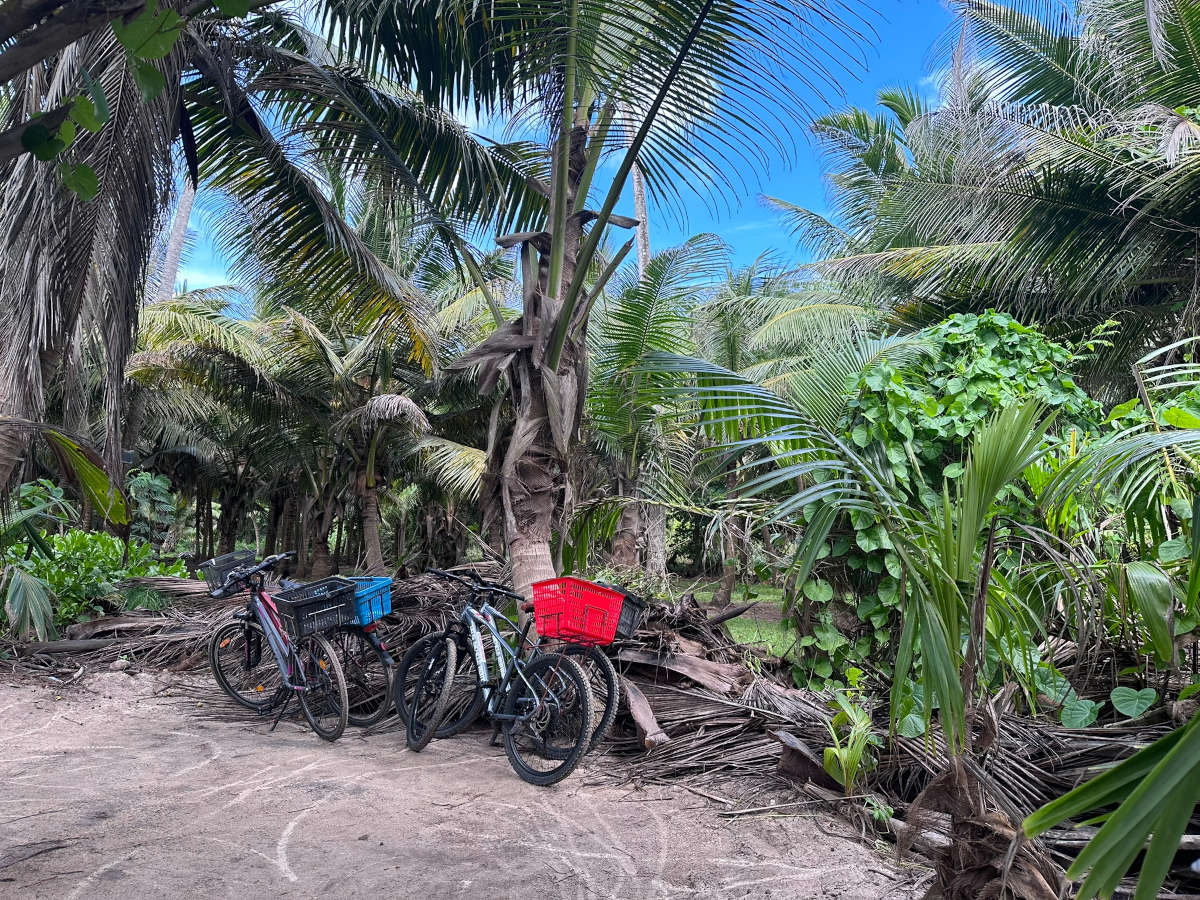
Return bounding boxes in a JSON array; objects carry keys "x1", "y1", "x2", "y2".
[{"x1": 112, "y1": 0, "x2": 183, "y2": 59}]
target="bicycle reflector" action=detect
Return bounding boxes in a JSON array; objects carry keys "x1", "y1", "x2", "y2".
[{"x1": 531, "y1": 577, "x2": 624, "y2": 645}]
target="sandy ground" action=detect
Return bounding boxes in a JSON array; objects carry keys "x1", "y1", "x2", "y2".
[{"x1": 0, "y1": 671, "x2": 917, "y2": 899}]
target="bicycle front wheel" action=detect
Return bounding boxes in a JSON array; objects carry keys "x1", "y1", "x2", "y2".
[
  {"x1": 333, "y1": 625, "x2": 392, "y2": 727},
  {"x1": 502, "y1": 653, "x2": 593, "y2": 787},
  {"x1": 394, "y1": 632, "x2": 485, "y2": 738},
  {"x1": 406, "y1": 636, "x2": 456, "y2": 752},
  {"x1": 295, "y1": 634, "x2": 349, "y2": 742},
  {"x1": 561, "y1": 644, "x2": 620, "y2": 753},
  {"x1": 209, "y1": 620, "x2": 285, "y2": 712}
]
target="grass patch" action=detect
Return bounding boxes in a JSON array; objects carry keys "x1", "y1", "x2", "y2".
[
  {"x1": 725, "y1": 616, "x2": 796, "y2": 660},
  {"x1": 677, "y1": 578, "x2": 786, "y2": 608}
]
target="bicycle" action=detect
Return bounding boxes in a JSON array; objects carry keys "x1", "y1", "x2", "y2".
[
  {"x1": 399, "y1": 569, "x2": 595, "y2": 786},
  {"x1": 393, "y1": 570, "x2": 620, "y2": 753},
  {"x1": 204, "y1": 551, "x2": 351, "y2": 742}
]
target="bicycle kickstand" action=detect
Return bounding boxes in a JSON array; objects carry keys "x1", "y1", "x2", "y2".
[
  {"x1": 270, "y1": 693, "x2": 294, "y2": 732},
  {"x1": 488, "y1": 720, "x2": 503, "y2": 748}
]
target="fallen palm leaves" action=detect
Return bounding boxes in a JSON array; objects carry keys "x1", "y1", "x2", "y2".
[{"x1": 6, "y1": 574, "x2": 1198, "y2": 898}]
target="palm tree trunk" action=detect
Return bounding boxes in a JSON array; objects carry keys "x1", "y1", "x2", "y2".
[
  {"x1": 712, "y1": 471, "x2": 740, "y2": 608},
  {"x1": 487, "y1": 123, "x2": 593, "y2": 601},
  {"x1": 611, "y1": 476, "x2": 639, "y2": 567},
  {"x1": 644, "y1": 503, "x2": 668, "y2": 576},
  {"x1": 360, "y1": 481, "x2": 386, "y2": 575},
  {"x1": 308, "y1": 499, "x2": 335, "y2": 578},
  {"x1": 632, "y1": 162, "x2": 651, "y2": 276},
  {"x1": 157, "y1": 180, "x2": 195, "y2": 303}
]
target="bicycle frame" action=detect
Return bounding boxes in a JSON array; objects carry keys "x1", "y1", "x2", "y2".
[
  {"x1": 456, "y1": 602, "x2": 555, "y2": 723},
  {"x1": 235, "y1": 577, "x2": 313, "y2": 694}
]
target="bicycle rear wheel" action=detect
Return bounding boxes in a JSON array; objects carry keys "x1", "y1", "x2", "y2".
[
  {"x1": 295, "y1": 634, "x2": 348, "y2": 742},
  {"x1": 406, "y1": 636, "x2": 456, "y2": 752},
  {"x1": 502, "y1": 653, "x2": 593, "y2": 786},
  {"x1": 333, "y1": 625, "x2": 392, "y2": 727},
  {"x1": 209, "y1": 620, "x2": 285, "y2": 712},
  {"x1": 561, "y1": 644, "x2": 619, "y2": 753}
]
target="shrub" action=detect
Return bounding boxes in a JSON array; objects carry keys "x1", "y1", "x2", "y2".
[{"x1": 1, "y1": 529, "x2": 186, "y2": 627}]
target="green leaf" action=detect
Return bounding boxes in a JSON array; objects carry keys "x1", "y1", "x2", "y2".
[
  {"x1": 1158, "y1": 536, "x2": 1189, "y2": 562},
  {"x1": 70, "y1": 95, "x2": 104, "y2": 133},
  {"x1": 1061, "y1": 697, "x2": 1102, "y2": 729},
  {"x1": 62, "y1": 164, "x2": 99, "y2": 202},
  {"x1": 1105, "y1": 398, "x2": 1141, "y2": 422},
  {"x1": 813, "y1": 622, "x2": 847, "y2": 652},
  {"x1": 214, "y1": 0, "x2": 252, "y2": 16},
  {"x1": 21, "y1": 123, "x2": 64, "y2": 161},
  {"x1": 112, "y1": 1, "x2": 182, "y2": 59},
  {"x1": 57, "y1": 119, "x2": 76, "y2": 148},
  {"x1": 897, "y1": 712, "x2": 925, "y2": 738},
  {"x1": 943, "y1": 462, "x2": 964, "y2": 478},
  {"x1": 2, "y1": 568, "x2": 57, "y2": 641},
  {"x1": 1126, "y1": 562, "x2": 1176, "y2": 664},
  {"x1": 82, "y1": 72, "x2": 110, "y2": 125},
  {"x1": 803, "y1": 578, "x2": 833, "y2": 603},
  {"x1": 131, "y1": 59, "x2": 167, "y2": 100},
  {"x1": 1110, "y1": 687, "x2": 1156, "y2": 718},
  {"x1": 1180, "y1": 683, "x2": 1200, "y2": 701},
  {"x1": 1163, "y1": 407, "x2": 1200, "y2": 430}
]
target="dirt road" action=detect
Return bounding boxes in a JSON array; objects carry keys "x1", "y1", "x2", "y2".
[{"x1": 0, "y1": 672, "x2": 915, "y2": 898}]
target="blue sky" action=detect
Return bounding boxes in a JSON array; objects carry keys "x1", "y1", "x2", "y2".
[{"x1": 178, "y1": 0, "x2": 953, "y2": 290}]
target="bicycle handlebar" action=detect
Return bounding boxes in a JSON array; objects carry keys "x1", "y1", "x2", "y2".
[
  {"x1": 213, "y1": 551, "x2": 295, "y2": 598},
  {"x1": 426, "y1": 568, "x2": 524, "y2": 605}
]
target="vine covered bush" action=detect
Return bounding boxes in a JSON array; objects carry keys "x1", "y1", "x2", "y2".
[{"x1": 791, "y1": 312, "x2": 1102, "y2": 691}]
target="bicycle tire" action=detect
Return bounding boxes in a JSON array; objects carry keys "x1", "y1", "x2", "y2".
[
  {"x1": 394, "y1": 633, "x2": 485, "y2": 738},
  {"x1": 209, "y1": 620, "x2": 285, "y2": 712},
  {"x1": 406, "y1": 636, "x2": 456, "y2": 752},
  {"x1": 502, "y1": 653, "x2": 593, "y2": 787},
  {"x1": 334, "y1": 625, "x2": 392, "y2": 727},
  {"x1": 296, "y1": 633, "x2": 349, "y2": 742},
  {"x1": 392, "y1": 633, "x2": 439, "y2": 723},
  {"x1": 561, "y1": 644, "x2": 619, "y2": 753}
]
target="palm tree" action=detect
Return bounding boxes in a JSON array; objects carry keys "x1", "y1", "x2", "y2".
[
  {"x1": 781, "y1": 0, "x2": 1200, "y2": 383},
  {"x1": 585, "y1": 234, "x2": 723, "y2": 569},
  {"x1": 403, "y1": 0, "x2": 878, "y2": 598},
  {"x1": 0, "y1": 3, "x2": 542, "y2": 489}
]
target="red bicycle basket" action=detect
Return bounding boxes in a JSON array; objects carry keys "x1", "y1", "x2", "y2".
[{"x1": 532, "y1": 577, "x2": 624, "y2": 645}]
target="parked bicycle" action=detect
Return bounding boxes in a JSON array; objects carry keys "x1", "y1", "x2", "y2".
[
  {"x1": 203, "y1": 551, "x2": 352, "y2": 741},
  {"x1": 396, "y1": 569, "x2": 644, "y2": 785},
  {"x1": 282, "y1": 575, "x2": 395, "y2": 727},
  {"x1": 397, "y1": 569, "x2": 596, "y2": 785}
]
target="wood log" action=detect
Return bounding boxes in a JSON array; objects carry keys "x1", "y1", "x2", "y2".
[
  {"x1": 620, "y1": 675, "x2": 669, "y2": 749},
  {"x1": 65, "y1": 616, "x2": 164, "y2": 640},
  {"x1": 19, "y1": 638, "x2": 119, "y2": 655},
  {"x1": 617, "y1": 648, "x2": 751, "y2": 695}
]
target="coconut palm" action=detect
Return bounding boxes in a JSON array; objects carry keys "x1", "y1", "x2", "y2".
[
  {"x1": 0, "y1": 3, "x2": 543, "y2": 489},
  {"x1": 585, "y1": 234, "x2": 723, "y2": 569},
  {"x1": 779, "y1": 0, "x2": 1200, "y2": 383},
  {"x1": 373, "y1": 0, "x2": 879, "y2": 598}
]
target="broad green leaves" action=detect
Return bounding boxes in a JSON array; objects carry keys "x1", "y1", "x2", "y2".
[
  {"x1": 1110, "y1": 686, "x2": 1156, "y2": 718},
  {"x1": 1060, "y1": 697, "x2": 1103, "y2": 729},
  {"x1": 112, "y1": 1, "x2": 183, "y2": 63}
]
